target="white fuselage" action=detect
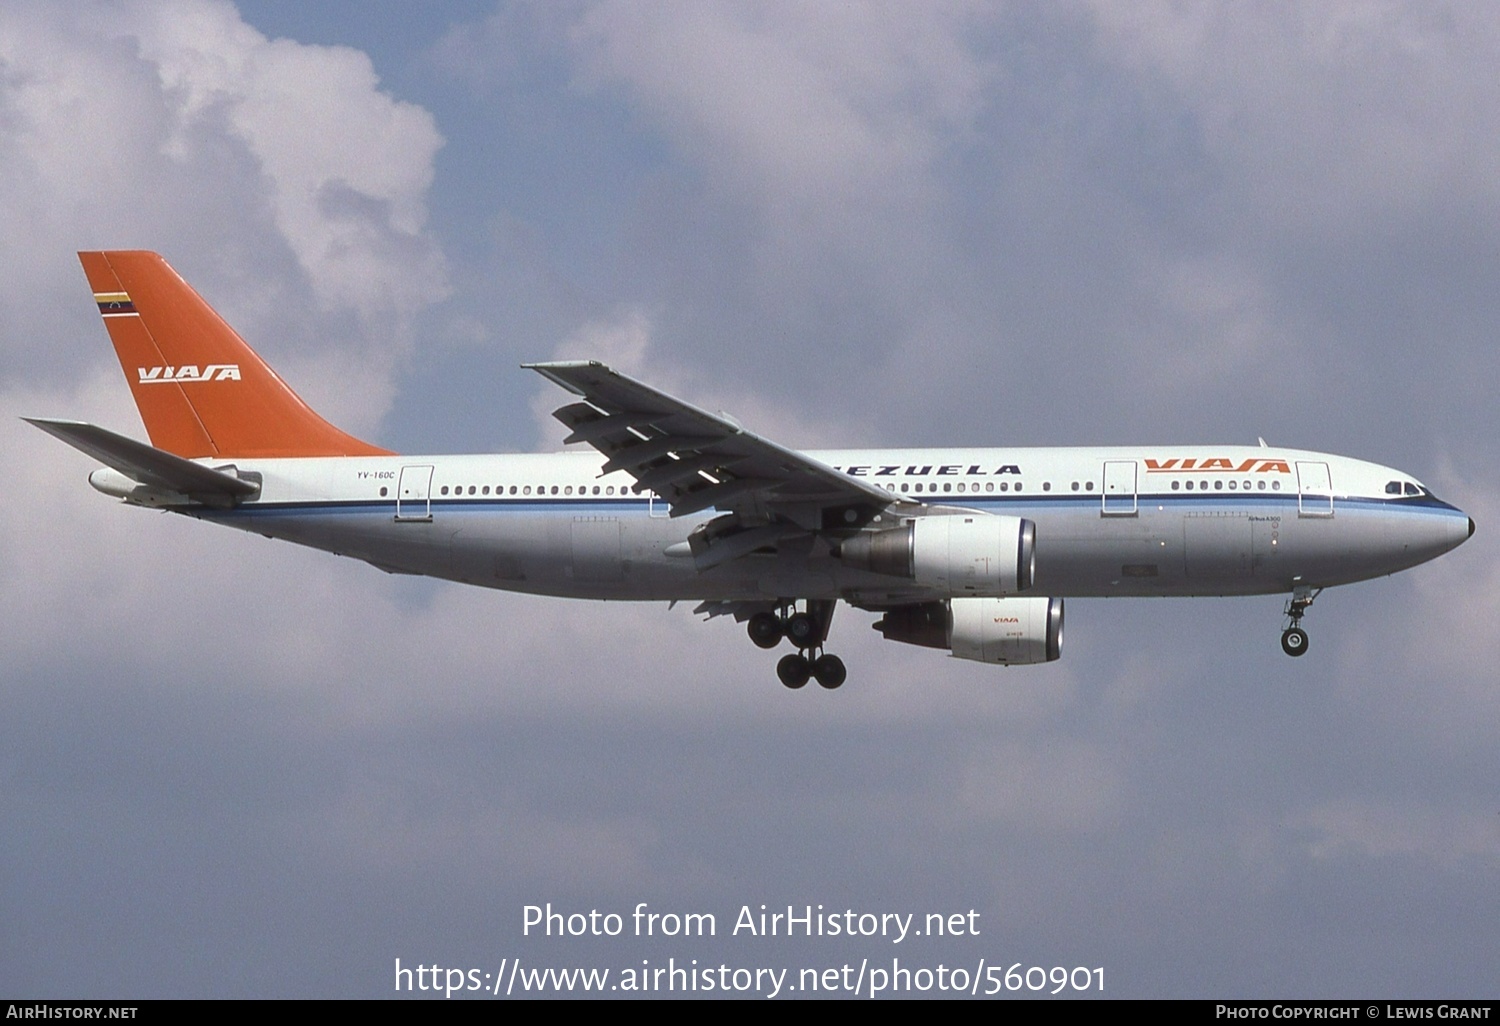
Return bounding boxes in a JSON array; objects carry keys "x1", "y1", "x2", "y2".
[{"x1": 176, "y1": 445, "x2": 1472, "y2": 605}]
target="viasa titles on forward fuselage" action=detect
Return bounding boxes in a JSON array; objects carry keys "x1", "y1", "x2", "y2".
[{"x1": 30, "y1": 252, "x2": 1474, "y2": 689}]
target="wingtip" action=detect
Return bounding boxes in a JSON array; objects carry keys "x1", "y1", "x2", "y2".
[
  {"x1": 22, "y1": 415, "x2": 86, "y2": 430},
  {"x1": 523, "y1": 359, "x2": 609, "y2": 370},
  {"x1": 525, "y1": 360, "x2": 612, "y2": 396}
]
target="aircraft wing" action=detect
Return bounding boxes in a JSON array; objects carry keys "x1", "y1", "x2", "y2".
[
  {"x1": 526, "y1": 361, "x2": 904, "y2": 530},
  {"x1": 25, "y1": 418, "x2": 259, "y2": 505}
]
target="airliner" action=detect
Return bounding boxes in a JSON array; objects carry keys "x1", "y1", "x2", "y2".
[{"x1": 29, "y1": 252, "x2": 1474, "y2": 689}]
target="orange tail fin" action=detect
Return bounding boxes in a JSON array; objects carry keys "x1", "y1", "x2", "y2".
[{"x1": 79, "y1": 251, "x2": 392, "y2": 459}]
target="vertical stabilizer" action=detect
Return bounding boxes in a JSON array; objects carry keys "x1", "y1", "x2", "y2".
[{"x1": 78, "y1": 251, "x2": 392, "y2": 458}]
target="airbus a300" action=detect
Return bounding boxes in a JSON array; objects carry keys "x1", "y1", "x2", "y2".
[{"x1": 29, "y1": 252, "x2": 1474, "y2": 689}]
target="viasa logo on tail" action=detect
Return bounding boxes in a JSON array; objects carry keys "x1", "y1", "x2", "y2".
[
  {"x1": 1145, "y1": 457, "x2": 1290, "y2": 474},
  {"x1": 137, "y1": 365, "x2": 242, "y2": 384}
]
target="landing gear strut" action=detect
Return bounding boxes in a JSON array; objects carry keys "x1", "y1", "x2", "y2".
[
  {"x1": 1280, "y1": 585, "x2": 1321, "y2": 657},
  {"x1": 751, "y1": 600, "x2": 846, "y2": 689}
]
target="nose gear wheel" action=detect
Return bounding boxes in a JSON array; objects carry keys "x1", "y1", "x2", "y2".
[{"x1": 1279, "y1": 586, "x2": 1322, "y2": 657}]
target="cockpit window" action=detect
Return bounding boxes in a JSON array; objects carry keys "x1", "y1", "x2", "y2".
[
  {"x1": 1386, "y1": 481, "x2": 1402, "y2": 495},
  {"x1": 1405, "y1": 482, "x2": 1422, "y2": 497}
]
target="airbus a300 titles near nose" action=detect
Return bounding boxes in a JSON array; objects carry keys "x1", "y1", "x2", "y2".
[{"x1": 30, "y1": 252, "x2": 1474, "y2": 689}]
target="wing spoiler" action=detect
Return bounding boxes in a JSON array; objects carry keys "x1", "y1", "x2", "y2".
[{"x1": 526, "y1": 360, "x2": 908, "y2": 528}]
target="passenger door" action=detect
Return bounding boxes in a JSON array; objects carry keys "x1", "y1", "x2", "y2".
[
  {"x1": 1102, "y1": 460, "x2": 1138, "y2": 516},
  {"x1": 1296, "y1": 461, "x2": 1333, "y2": 518},
  {"x1": 395, "y1": 464, "x2": 434, "y2": 522}
]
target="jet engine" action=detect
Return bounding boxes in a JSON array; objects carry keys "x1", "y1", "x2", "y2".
[
  {"x1": 837, "y1": 515, "x2": 1035, "y2": 595},
  {"x1": 873, "y1": 596, "x2": 1064, "y2": 665}
]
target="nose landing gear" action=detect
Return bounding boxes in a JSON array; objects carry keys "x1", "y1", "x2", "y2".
[
  {"x1": 751, "y1": 600, "x2": 846, "y2": 689},
  {"x1": 1280, "y1": 585, "x2": 1322, "y2": 657}
]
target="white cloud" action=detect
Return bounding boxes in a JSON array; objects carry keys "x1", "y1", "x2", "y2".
[
  {"x1": 569, "y1": 1, "x2": 995, "y2": 213},
  {"x1": 1081, "y1": 1, "x2": 1500, "y2": 228},
  {"x1": 0, "y1": 0, "x2": 448, "y2": 433},
  {"x1": 130, "y1": 0, "x2": 447, "y2": 314}
]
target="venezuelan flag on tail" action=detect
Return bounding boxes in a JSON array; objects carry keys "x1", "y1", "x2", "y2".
[{"x1": 78, "y1": 251, "x2": 391, "y2": 459}]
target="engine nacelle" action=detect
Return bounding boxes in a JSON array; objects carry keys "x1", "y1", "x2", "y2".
[
  {"x1": 949, "y1": 595, "x2": 1063, "y2": 665},
  {"x1": 873, "y1": 596, "x2": 1064, "y2": 665},
  {"x1": 838, "y1": 515, "x2": 1035, "y2": 596}
]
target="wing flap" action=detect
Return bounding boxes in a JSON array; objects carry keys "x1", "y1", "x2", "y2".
[{"x1": 526, "y1": 361, "x2": 903, "y2": 529}]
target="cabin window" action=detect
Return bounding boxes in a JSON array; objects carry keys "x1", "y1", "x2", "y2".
[
  {"x1": 1228, "y1": 480, "x2": 1236, "y2": 490},
  {"x1": 1214, "y1": 480, "x2": 1223, "y2": 490},
  {"x1": 379, "y1": 486, "x2": 388, "y2": 497},
  {"x1": 1272, "y1": 481, "x2": 1281, "y2": 490},
  {"x1": 1171, "y1": 481, "x2": 1180, "y2": 490},
  {"x1": 1086, "y1": 481, "x2": 1094, "y2": 491},
  {"x1": 1071, "y1": 481, "x2": 1079, "y2": 492},
  {"x1": 1042, "y1": 482, "x2": 1052, "y2": 492}
]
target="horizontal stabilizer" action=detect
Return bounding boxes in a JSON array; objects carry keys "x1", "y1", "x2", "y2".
[{"x1": 25, "y1": 418, "x2": 258, "y2": 505}]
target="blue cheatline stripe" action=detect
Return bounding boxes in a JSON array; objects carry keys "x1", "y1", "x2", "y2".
[{"x1": 201, "y1": 492, "x2": 1464, "y2": 521}]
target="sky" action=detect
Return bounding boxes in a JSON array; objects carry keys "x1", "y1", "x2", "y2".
[{"x1": 2, "y1": 0, "x2": 1497, "y2": 1000}]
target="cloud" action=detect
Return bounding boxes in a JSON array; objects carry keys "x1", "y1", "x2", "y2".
[
  {"x1": 570, "y1": 1, "x2": 994, "y2": 209},
  {"x1": 130, "y1": 0, "x2": 447, "y2": 314},
  {"x1": 1080, "y1": 1, "x2": 1500, "y2": 227},
  {"x1": 0, "y1": 0, "x2": 448, "y2": 429},
  {"x1": 7, "y1": 0, "x2": 1500, "y2": 997},
  {"x1": 1292, "y1": 800, "x2": 1500, "y2": 864}
]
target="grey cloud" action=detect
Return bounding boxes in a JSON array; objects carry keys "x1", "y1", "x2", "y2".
[{"x1": 5, "y1": 0, "x2": 1497, "y2": 999}]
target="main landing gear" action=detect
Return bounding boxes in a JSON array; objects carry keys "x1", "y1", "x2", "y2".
[
  {"x1": 748, "y1": 600, "x2": 846, "y2": 689},
  {"x1": 1280, "y1": 585, "x2": 1322, "y2": 657}
]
